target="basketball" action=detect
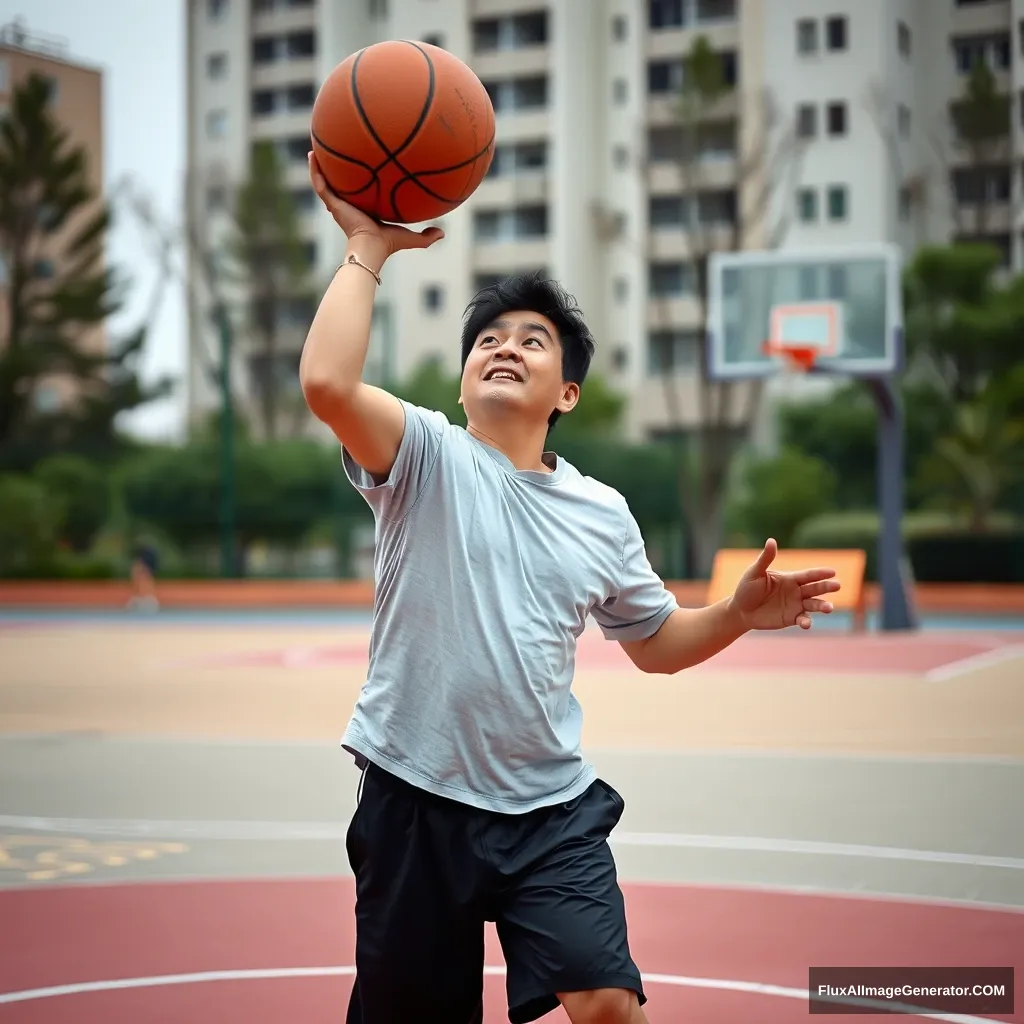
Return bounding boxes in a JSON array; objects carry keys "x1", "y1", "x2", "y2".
[{"x1": 310, "y1": 40, "x2": 496, "y2": 225}]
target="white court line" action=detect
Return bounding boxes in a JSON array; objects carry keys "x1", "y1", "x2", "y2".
[
  {"x1": 925, "y1": 643, "x2": 1024, "y2": 682},
  {"x1": 1, "y1": 815, "x2": 1022, "y2": 871},
  {"x1": 0, "y1": 965, "x2": 1001, "y2": 1021}
]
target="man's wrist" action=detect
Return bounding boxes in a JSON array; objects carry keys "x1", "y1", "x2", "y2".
[
  {"x1": 723, "y1": 595, "x2": 750, "y2": 636},
  {"x1": 345, "y1": 234, "x2": 388, "y2": 275}
]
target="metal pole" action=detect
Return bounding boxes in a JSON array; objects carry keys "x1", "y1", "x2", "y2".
[
  {"x1": 218, "y1": 303, "x2": 236, "y2": 578},
  {"x1": 867, "y1": 376, "x2": 918, "y2": 630}
]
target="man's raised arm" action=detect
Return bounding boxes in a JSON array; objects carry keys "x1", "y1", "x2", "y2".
[{"x1": 298, "y1": 152, "x2": 443, "y2": 481}]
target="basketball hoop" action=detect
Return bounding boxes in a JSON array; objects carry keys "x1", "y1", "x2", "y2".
[
  {"x1": 761, "y1": 342, "x2": 820, "y2": 373},
  {"x1": 761, "y1": 301, "x2": 843, "y2": 374}
]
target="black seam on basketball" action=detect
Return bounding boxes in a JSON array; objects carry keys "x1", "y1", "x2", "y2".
[
  {"x1": 349, "y1": 41, "x2": 436, "y2": 217},
  {"x1": 387, "y1": 134, "x2": 495, "y2": 213},
  {"x1": 310, "y1": 128, "x2": 379, "y2": 198}
]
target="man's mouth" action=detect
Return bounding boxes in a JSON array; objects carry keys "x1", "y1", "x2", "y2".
[{"x1": 483, "y1": 367, "x2": 523, "y2": 382}]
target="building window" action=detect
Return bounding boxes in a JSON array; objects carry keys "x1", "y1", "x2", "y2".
[
  {"x1": 422, "y1": 33, "x2": 444, "y2": 48},
  {"x1": 649, "y1": 262, "x2": 693, "y2": 297},
  {"x1": 898, "y1": 186, "x2": 912, "y2": 221},
  {"x1": 898, "y1": 104, "x2": 911, "y2": 137},
  {"x1": 207, "y1": 52, "x2": 228, "y2": 79},
  {"x1": 368, "y1": 0, "x2": 387, "y2": 19},
  {"x1": 612, "y1": 78, "x2": 627, "y2": 104},
  {"x1": 827, "y1": 185, "x2": 848, "y2": 220},
  {"x1": 797, "y1": 103, "x2": 817, "y2": 137},
  {"x1": 206, "y1": 110, "x2": 228, "y2": 138},
  {"x1": 208, "y1": 0, "x2": 228, "y2": 18},
  {"x1": 422, "y1": 285, "x2": 444, "y2": 313},
  {"x1": 488, "y1": 140, "x2": 548, "y2": 177},
  {"x1": 827, "y1": 101, "x2": 847, "y2": 136},
  {"x1": 796, "y1": 18, "x2": 817, "y2": 54},
  {"x1": 611, "y1": 14, "x2": 627, "y2": 41},
  {"x1": 797, "y1": 188, "x2": 818, "y2": 222},
  {"x1": 952, "y1": 33, "x2": 1012, "y2": 72},
  {"x1": 613, "y1": 276, "x2": 629, "y2": 302},
  {"x1": 473, "y1": 205, "x2": 549, "y2": 242},
  {"x1": 649, "y1": 0, "x2": 685, "y2": 30},
  {"x1": 649, "y1": 194, "x2": 689, "y2": 228},
  {"x1": 647, "y1": 330, "x2": 700, "y2": 374},
  {"x1": 483, "y1": 75, "x2": 548, "y2": 113},
  {"x1": 897, "y1": 21, "x2": 911, "y2": 58},
  {"x1": 473, "y1": 11, "x2": 548, "y2": 52},
  {"x1": 207, "y1": 185, "x2": 227, "y2": 210},
  {"x1": 612, "y1": 145, "x2": 629, "y2": 169},
  {"x1": 648, "y1": 59, "x2": 684, "y2": 95},
  {"x1": 826, "y1": 16, "x2": 847, "y2": 51}
]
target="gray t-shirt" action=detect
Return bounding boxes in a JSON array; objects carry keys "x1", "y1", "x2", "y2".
[{"x1": 340, "y1": 400, "x2": 678, "y2": 814}]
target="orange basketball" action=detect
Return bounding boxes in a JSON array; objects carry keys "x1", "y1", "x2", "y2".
[{"x1": 310, "y1": 40, "x2": 496, "y2": 225}]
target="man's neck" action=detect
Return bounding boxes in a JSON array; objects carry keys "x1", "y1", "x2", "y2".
[{"x1": 465, "y1": 419, "x2": 552, "y2": 472}]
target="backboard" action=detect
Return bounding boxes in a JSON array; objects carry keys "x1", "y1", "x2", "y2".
[{"x1": 706, "y1": 243, "x2": 904, "y2": 379}]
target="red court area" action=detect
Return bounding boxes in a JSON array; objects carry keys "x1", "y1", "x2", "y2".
[
  {"x1": 1, "y1": 879, "x2": 1020, "y2": 1023},
  {"x1": 171, "y1": 630, "x2": 1024, "y2": 676}
]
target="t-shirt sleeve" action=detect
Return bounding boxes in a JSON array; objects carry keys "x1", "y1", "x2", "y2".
[
  {"x1": 591, "y1": 507, "x2": 679, "y2": 642},
  {"x1": 341, "y1": 399, "x2": 447, "y2": 522}
]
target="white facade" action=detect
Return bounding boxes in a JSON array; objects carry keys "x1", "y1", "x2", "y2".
[{"x1": 185, "y1": 0, "x2": 1023, "y2": 440}]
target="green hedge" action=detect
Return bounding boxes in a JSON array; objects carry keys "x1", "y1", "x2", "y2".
[{"x1": 791, "y1": 511, "x2": 1024, "y2": 582}]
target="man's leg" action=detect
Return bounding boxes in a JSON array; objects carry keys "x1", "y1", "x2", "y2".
[
  {"x1": 346, "y1": 762, "x2": 487, "y2": 1023},
  {"x1": 489, "y1": 778, "x2": 647, "y2": 1024}
]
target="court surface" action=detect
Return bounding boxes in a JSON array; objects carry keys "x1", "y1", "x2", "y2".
[{"x1": 1, "y1": 609, "x2": 1022, "y2": 1022}]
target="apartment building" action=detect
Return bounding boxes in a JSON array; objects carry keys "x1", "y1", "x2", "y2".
[
  {"x1": 185, "y1": 0, "x2": 1023, "y2": 441},
  {"x1": 0, "y1": 20, "x2": 105, "y2": 416}
]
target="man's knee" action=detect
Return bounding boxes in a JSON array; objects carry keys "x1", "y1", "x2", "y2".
[{"x1": 558, "y1": 986, "x2": 640, "y2": 1024}]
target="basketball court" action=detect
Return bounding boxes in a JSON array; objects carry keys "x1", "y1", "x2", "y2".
[
  {"x1": 2, "y1": 241, "x2": 1020, "y2": 1021},
  {"x1": 1, "y1": 608, "x2": 1022, "y2": 1023}
]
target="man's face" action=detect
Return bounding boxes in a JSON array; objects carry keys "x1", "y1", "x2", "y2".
[{"x1": 460, "y1": 310, "x2": 579, "y2": 426}]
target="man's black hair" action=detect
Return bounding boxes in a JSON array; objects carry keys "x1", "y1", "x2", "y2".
[{"x1": 460, "y1": 271, "x2": 596, "y2": 431}]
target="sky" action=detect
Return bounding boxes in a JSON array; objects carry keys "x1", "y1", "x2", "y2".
[{"x1": 0, "y1": 1, "x2": 187, "y2": 441}]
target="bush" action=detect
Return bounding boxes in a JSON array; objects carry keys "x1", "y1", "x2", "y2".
[
  {"x1": 908, "y1": 530, "x2": 1024, "y2": 583},
  {"x1": 727, "y1": 447, "x2": 838, "y2": 548},
  {"x1": 0, "y1": 474, "x2": 63, "y2": 576},
  {"x1": 791, "y1": 510, "x2": 1022, "y2": 581}
]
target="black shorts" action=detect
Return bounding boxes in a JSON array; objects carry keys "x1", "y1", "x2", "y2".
[{"x1": 345, "y1": 761, "x2": 645, "y2": 1024}]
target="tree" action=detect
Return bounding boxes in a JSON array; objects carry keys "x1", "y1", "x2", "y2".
[
  {"x1": 903, "y1": 242, "x2": 1024, "y2": 403},
  {"x1": 0, "y1": 72, "x2": 171, "y2": 464},
  {"x1": 914, "y1": 383, "x2": 1024, "y2": 531},
  {"x1": 646, "y1": 36, "x2": 807, "y2": 573},
  {"x1": 230, "y1": 141, "x2": 314, "y2": 440}
]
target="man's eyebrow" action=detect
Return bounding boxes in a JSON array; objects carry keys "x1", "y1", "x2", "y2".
[{"x1": 486, "y1": 318, "x2": 553, "y2": 340}]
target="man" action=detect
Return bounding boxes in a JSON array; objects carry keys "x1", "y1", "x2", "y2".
[{"x1": 300, "y1": 152, "x2": 840, "y2": 1024}]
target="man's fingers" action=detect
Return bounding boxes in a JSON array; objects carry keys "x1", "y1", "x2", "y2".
[
  {"x1": 390, "y1": 225, "x2": 445, "y2": 249},
  {"x1": 745, "y1": 538, "x2": 777, "y2": 578},
  {"x1": 802, "y1": 598, "x2": 834, "y2": 614},
  {"x1": 800, "y1": 579, "x2": 842, "y2": 598},
  {"x1": 785, "y1": 566, "x2": 838, "y2": 586}
]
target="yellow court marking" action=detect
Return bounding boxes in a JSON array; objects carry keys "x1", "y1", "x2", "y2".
[{"x1": 0, "y1": 836, "x2": 188, "y2": 883}]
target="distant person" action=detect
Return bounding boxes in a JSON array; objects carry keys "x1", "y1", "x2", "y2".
[{"x1": 128, "y1": 541, "x2": 160, "y2": 612}]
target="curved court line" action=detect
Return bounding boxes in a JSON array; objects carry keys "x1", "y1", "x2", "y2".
[
  {"x1": 1, "y1": 815, "x2": 1021, "y2": 872},
  {"x1": 0, "y1": 965, "x2": 999, "y2": 1021}
]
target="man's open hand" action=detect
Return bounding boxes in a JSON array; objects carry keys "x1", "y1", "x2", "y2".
[{"x1": 729, "y1": 539, "x2": 841, "y2": 631}]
